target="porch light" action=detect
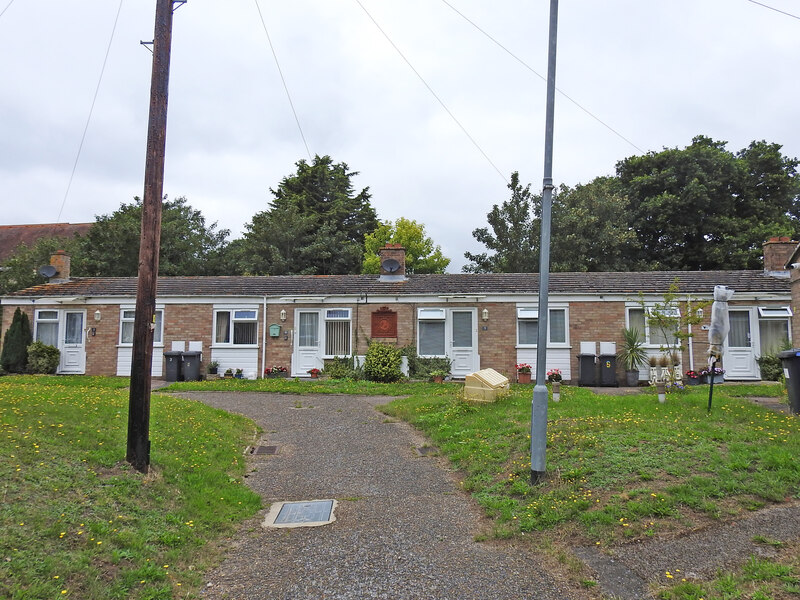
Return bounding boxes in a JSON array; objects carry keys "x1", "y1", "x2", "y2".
[
  {"x1": 279, "y1": 309, "x2": 287, "y2": 322},
  {"x1": 94, "y1": 310, "x2": 101, "y2": 322},
  {"x1": 482, "y1": 308, "x2": 489, "y2": 321}
]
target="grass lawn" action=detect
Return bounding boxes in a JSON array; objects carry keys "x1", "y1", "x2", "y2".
[
  {"x1": 379, "y1": 382, "x2": 800, "y2": 543},
  {"x1": 0, "y1": 375, "x2": 261, "y2": 600},
  {"x1": 4, "y1": 374, "x2": 799, "y2": 599},
  {"x1": 378, "y1": 381, "x2": 800, "y2": 599}
]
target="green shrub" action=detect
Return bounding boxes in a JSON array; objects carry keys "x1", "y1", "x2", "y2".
[
  {"x1": 1, "y1": 308, "x2": 32, "y2": 373},
  {"x1": 323, "y1": 356, "x2": 360, "y2": 380},
  {"x1": 26, "y1": 341, "x2": 60, "y2": 374},
  {"x1": 402, "y1": 345, "x2": 451, "y2": 379},
  {"x1": 364, "y1": 342, "x2": 403, "y2": 383},
  {"x1": 756, "y1": 353, "x2": 783, "y2": 381}
]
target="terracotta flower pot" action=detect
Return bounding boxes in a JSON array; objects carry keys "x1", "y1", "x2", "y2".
[{"x1": 517, "y1": 372, "x2": 531, "y2": 384}]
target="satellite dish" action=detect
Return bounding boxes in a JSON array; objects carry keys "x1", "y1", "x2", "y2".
[
  {"x1": 38, "y1": 265, "x2": 57, "y2": 278},
  {"x1": 381, "y1": 258, "x2": 401, "y2": 273}
]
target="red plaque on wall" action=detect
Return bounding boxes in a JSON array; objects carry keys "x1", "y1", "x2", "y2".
[{"x1": 371, "y1": 307, "x2": 397, "y2": 338}]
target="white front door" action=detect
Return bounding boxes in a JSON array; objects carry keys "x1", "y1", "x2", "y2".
[
  {"x1": 293, "y1": 310, "x2": 322, "y2": 376},
  {"x1": 59, "y1": 310, "x2": 86, "y2": 374},
  {"x1": 449, "y1": 309, "x2": 479, "y2": 378},
  {"x1": 723, "y1": 309, "x2": 758, "y2": 380}
]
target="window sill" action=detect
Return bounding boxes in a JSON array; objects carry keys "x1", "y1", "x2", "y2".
[{"x1": 210, "y1": 344, "x2": 259, "y2": 349}]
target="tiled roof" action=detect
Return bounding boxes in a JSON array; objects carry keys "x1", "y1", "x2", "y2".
[
  {"x1": 0, "y1": 223, "x2": 92, "y2": 262},
  {"x1": 4, "y1": 270, "x2": 790, "y2": 299}
]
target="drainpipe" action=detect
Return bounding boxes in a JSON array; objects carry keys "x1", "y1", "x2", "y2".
[
  {"x1": 687, "y1": 296, "x2": 694, "y2": 372},
  {"x1": 262, "y1": 296, "x2": 268, "y2": 379}
]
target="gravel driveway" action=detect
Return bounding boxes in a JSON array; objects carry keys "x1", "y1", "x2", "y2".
[{"x1": 177, "y1": 392, "x2": 577, "y2": 600}]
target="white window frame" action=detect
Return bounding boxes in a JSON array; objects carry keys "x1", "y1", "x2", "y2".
[
  {"x1": 213, "y1": 308, "x2": 259, "y2": 347},
  {"x1": 417, "y1": 308, "x2": 447, "y2": 358},
  {"x1": 626, "y1": 304, "x2": 680, "y2": 347},
  {"x1": 119, "y1": 307, "x2": 164, "y2": 346},
  {"x1": 757, "y1": 306, "x2": 792, "y2": 355},
  {"x1": 758, "y1": 306, "x2": 792, "y2": 318},
  {"x1": 516, "y1": 306, "x2": 569, "y2": 348},
  {"x1": 323, "y1": 308, "x2": 352, "y2": 358},
  {"x1": 34, "y1": 310, "x2": 60, "y2": 346}
]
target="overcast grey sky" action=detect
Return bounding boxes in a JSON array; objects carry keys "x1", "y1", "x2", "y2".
[{"x1": 1, "y1": 1, "x2": 798, "y2": 271}]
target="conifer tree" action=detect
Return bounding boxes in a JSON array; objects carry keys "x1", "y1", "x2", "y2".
[{"x1": 1, "y1": 308, "x2": 33, "y2": 373}]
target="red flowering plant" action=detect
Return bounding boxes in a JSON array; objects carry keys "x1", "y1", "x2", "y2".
[
  {"x1": 546, "y1": 368, "x2": 562, "y2": 383},
  {"x1": 685, "y1": 370, "x2": 700, "y2": 380},
  {"x1": 515, "y1": 363, "x2": 532, "y2": 374},
  {"x1": 265, "y1": 365, "x2": 288, "y2": 375},
  {"x1": 307, "y1": 368, "x2": 322, "y2": 376}
]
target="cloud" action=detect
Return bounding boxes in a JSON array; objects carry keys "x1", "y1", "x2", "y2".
[{"x1": 1, "y1": 0, "x2": 798, "y2": 274}]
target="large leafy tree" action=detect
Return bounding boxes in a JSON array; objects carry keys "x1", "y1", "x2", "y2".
[
  {"x1": 463, "y1": 172, "x2": 539, "y2": 273},
  {"x1": 76, "y1": 196, "x2": 230, "y2": 276},
  {"x1": 466, "y1": 137, "x2": 799, "y2": 273},
  {"x1": 550, "y1": 177, "x2": 641, "y2": 272},
  {"x1": 616, "y1": 136, "x2": 800, "y2": 270},
  {"x1": 0, "y1": 236, "x2": 82, "y2": 294},
  {"x1": 362, "y1": 218, "x2": 450, "y2": 274},
  {"x1": 236, "y1": 155, "x2": 379, "y2": 275}
]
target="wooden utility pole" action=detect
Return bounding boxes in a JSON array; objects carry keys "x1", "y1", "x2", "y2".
[{"x1": 127, "y1": 0, "x2": 176, "y2": 473}]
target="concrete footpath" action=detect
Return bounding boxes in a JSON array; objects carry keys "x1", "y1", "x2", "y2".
[
  {"x1": 175, "y1": 391, "x2": 800, "y2": 600},
  {"x1": 178, "y1": 392, "x2": 575, "y2": 600}
]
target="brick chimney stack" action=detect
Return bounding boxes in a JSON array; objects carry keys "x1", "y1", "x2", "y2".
[
  {"x1": 378, "y1": 244, "x2": 406, "y2": 279},
  {"x1": 763, "y1": 237, "x2": 797, "y2": 273},
  {"x1": 49, "y1": 250, "x2": 71, "y2": 282}
]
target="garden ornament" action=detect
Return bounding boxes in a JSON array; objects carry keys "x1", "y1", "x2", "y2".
[
  {"x1": 707, "y1": 285, "x2": 734, "y2": 362},
  {"x1": 707, "y1": 285, "x2": 734, "y2": 412}
]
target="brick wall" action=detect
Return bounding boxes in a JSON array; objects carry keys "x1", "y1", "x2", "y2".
[
  {"x1": 264, "y1": 306, "x2": 293, "y2": 372},
  {"x1": 86, "y1": 304, "x2": 121, "y2": 375},
  {"x1": 476, "y1": 302, "x2": 517, "y2": 378},
  {"x1": 162, "y1": 304, "x2": 215, "y2": 370}
]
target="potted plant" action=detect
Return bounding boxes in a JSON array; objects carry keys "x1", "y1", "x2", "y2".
[
  {"x1": 546, "y1": 368, "x2": 562, "y2": 383},
  {"x1": 701, "y1": 366, "x2": 725, "y2": 384},
  {"x1": 307, "y1": 367, "x2": 321, "y2": 379},
  {"x1": 547, "y1": 368, "x2": 562, "y2": 398},
  {"x1": 685, "y1": 369, "x2": 701, "y2": 385},
  {"x1": 658, "y1": 354, "x2": 671, "y2": 383},
  {"x1": 648, "y1": 355, "x2": 660, "y2": 385},
  {"x1": 618, "y1": 327, "x2": 648, "y2": 387},
  {"x1": 207, "y1": 360, "x2": 219, "y2": 375},
  {"x1": 516, "y1": 363, "x2": 532, "y2": 384},
  {"x1": 224, "y1": 367, "x2": 233, "y2": 378},
  {"x1": 265, "y1": 365, "x2": 288, "y2": 378},
  {"x1": 234, "y1": 368, "x2": 244, "y2": 379},
  {"x1": 430, "y1": 369, "x2": 448, "y2": 383}
]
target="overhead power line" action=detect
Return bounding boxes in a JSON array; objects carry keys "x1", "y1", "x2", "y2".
[
  {"x1": 254, "y1": 0, "x2": 312, "y2": 161},
  {"x1": 355, "y1": 0, "x2": 509, "y2": 184},
  {"x1": 440, "y1": 0, "x2": 645, "y2": 154},
  {"x1": 57, "y1": 0, "x2": 124, "y2": 222},
  {"x1": 0, "y1": 0, "x2": 15, "y2": 19},
  {"x1": 746, "y1": 0, "x2": 800, "y2": 20}
]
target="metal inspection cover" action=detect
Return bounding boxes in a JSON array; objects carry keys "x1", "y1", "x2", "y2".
[
  {"x1": 250, "y1": 445, "x2": 277, "y2": 455},
  {"x1": 263, "y1": 499, "x2": 338, "y2": 529}
]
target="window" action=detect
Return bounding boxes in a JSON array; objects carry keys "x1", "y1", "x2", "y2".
[
  {"x1": 627, "y1": 306, "x2": 679, "y2": 346},
  {"x1": 214, "y1": 309, "x2": 257, "y2": 345},
  {"x1": 758, "y1": 306, "x2": 792, "y2": 355},
  {"x1": 517, "y1": 307, "x2": 567, "y2": 346},
  {"x1": 324, "y1": 309, "x2": 351, "y2": 356},
  {"x1": 418, "y1": 308, "x2": 446, "y2": 356},
  {"x1": 35, "y1": 310, "x2": 59, "y2": 346},
  {"x1": 120, "y1": 309, "x2": 163, "y2": 345}
]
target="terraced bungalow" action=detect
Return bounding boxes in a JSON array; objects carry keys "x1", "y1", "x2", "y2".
[{"x1": 1, "y1": 240, "x2": 795, "y2": 383}]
